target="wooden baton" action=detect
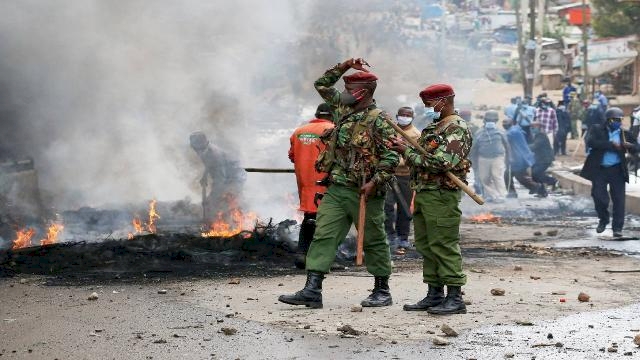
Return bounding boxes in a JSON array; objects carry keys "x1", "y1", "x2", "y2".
[
  {"x1": 356, "y1": 173, "x2": 366, "y2": 266},
  {"x1": 384, "y1": 118, "x2": 485, "y2": 205}
]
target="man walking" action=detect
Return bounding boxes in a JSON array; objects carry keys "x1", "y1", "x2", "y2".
[
  {"x1": 288, "y1": 103, "x2": 334, "y2": 269},
  {"x1": 470, "y1": 110, "x2": 509, "y2": 203},
  {"x1": 278, "y1": 58, "x2": 399, "y2": 309},
  {"x1": 385, "y1": 106, "x2": 420, "y2": 255},
  {"x1": 580, "y1": 107, "x2": 638, "y2": 237},
  {"x1": 390, "y1": 83, "x2": 472, "y2": 315}
]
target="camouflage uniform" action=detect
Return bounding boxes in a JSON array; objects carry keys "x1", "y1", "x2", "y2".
[
  {"x1": 404, "y1": 114, "x2": 472, "y2": 287},
  {"x1": 306, "y1": 65, "x2": 399, "y2": 276}
]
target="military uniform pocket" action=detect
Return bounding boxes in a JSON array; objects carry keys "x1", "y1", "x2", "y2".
[{"x1": 436, "y1": 216, "x2": 460, "y2": 228}]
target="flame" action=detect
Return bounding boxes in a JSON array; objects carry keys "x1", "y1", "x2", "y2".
[
  {"x1": 40, "y1": 223, "x2": 64, "y2": 246},
  {"x1": 469, "y1": 212, "x2": 501, "y2": 224},
  {"x1": 285, "y1": 192, "x2": 303, "y2": 223},
  {"x1": 202, "y1": 210, "x2": 257, "y2": 237},
  {"x1": 128, "y1": 200, "x2": 160, "y2": 239},
  {"x1": 147, "y1": 199, "x2": 160, "y2": 233},
  {"x1": 12, "y1": 228, "x2": 35, "y2": 249}
]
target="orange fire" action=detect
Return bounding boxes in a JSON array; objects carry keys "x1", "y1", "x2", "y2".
[
  {"x1": 40, "y1": 223, "x2": 64, "y2": 246},
  {"x1": 128, "y1": 200, "x2": 160, "y2": 239},
  {"x1": 147, "y1": 199, "x2": 160, "y2": 233},
  {"x1": 12, "y1": 228, "x2": 35, "y2": 249},
  {"x1": 469, "y1": 212, "x2": 501, "y2": 224},
  {"x1": 202, "y1": 210, "x2": 257, "y2": 237}
]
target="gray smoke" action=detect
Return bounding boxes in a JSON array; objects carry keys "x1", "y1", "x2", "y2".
[{"x1": 0, "y1": 0, "x2": 488, "y2": 223}]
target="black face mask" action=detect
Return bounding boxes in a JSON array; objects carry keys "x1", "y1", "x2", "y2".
[{"x1": 339, "y1": 89, "x2": 357, "y2": 105}]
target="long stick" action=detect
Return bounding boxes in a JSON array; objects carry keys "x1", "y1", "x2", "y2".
[
  {"x1": 244, "y1": 168, "x2": 295, "y2": 173},
  {"x1": 384, "y1": 118, "x2": 484, "y2": 205},
  {"x1": 356, "y1": 173, "x2": 366, "y2": 266}
]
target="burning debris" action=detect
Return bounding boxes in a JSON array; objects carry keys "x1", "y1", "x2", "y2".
[
  {"x1": 1, "y1": 216, "x2": 301, "y2": 276},
  {"x1": 469, "y1": 213, "x2": 501, "y2": 224},
  {"x1": 12, "y1": 223, "x2": 65, "y2": 250},
  {"x1": 128, "y1": 200, "x2": 162, "y2": 239}
]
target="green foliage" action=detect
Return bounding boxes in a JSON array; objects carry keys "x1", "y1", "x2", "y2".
[{"x1": 591, "y1": 0, "x2": 640, "y2": 37}]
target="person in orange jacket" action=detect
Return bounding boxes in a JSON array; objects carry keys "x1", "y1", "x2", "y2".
[{"x1": 289, "y1": 103, "x2": 335, "y2": 268}]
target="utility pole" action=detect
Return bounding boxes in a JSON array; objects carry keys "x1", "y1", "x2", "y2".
[
  {"x1": 514, "y1": 0, "x2": 526, "y2": 96},
  {"x1": 581, "y1": 0, "x2": 590, "y2": 97},
  {"x1": 523, "y1": 0, "x2": 536, "y2": 98}
]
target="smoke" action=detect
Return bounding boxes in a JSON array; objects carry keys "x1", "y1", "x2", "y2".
[{"x1": 0, "y1": 0, "x2": 490, "y2": 222}]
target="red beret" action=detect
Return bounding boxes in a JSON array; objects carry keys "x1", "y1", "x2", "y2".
[
  {"x1": 419, "y1": 83, "x2": 455, "y2": 101},
  {"x1": 343, "y1": 71, "x2": 378, "y2": 83}
]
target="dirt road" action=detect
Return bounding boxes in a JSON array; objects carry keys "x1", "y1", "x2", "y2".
[{"x1": 2, "y1": 206, "x2": 640, "y2": 359}]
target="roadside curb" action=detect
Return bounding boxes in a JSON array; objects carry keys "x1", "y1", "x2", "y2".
[{"x1": 552, "y1": 169, "x2": 640, "y2": 215}]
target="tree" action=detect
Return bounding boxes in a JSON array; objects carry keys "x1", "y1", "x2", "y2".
[{"x1": 591, "y1": 0, "x2": 640, "y2": 38}]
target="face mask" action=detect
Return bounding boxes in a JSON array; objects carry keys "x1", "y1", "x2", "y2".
[
  {"x1": 339, "y1": 88, "x2": 367, "y2": 106},
  {"x1": 424, "y1": 107, "x2": 440, "y2": 120},
  {"x1": 396, "y1": 116, "x2": 413, "y2": 126},
  {"x1": 609, "y1": 121, "x2": 621, "y2": 131},
  {"x1": 485, "y1": 122, "x2": 496, "y2": 129},
  {"x1": 339, "y1": 89, "x2": 357, "y2": 105}
]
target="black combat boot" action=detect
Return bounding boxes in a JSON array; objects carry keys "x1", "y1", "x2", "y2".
[
  {"x1": 278, "y1": 271, "x2": 324, "y2": 308},
  {"x1": 427, "y1": 285, "x2": 467, "y2": 315},
  {"x1": 361, "y1": 276, "x2": 393, "y2": 307},
  {"x1": 403, "y1": 284, "x2": 444, "y2": 311}
]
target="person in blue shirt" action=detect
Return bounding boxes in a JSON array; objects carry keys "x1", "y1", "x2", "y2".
[
  {"x1": 504, "y1": 97, "x2": 519, "y2": 123},
  {"x1": 580, "y1": 107, "x2": 639, "y2": 237},
  {"x1": 502, "y1": 118, "x2": 544, "y2": 198},
  {"x1": 561, "y1": 77, "x2": 576, "y2": 106},
  {"x1": 594, "y1": 90, "x2": 608, "y2": 113}
]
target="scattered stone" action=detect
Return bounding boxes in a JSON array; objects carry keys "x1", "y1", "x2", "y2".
[
  {"x1": 578, "y1": 292, "x2": 590, "y2": 302},
  {"x1": 88, "y1": 292, "x2": 99, "y2": 301},
  {"x1": 624, "y1": 351, "x2": 633, "y2": 356},
  {"x1": 432, "y1": 336, "x2": 449, "y2": 346},
  {"x1": 464, "y1": 300, "x2": 472, "y2": 305},
  {"x1": 504, "y1": 353, "x2": 514, "y2": 358},
  {"x1": 152, "y1": 339, "x2": 167, "y2": 344},
  {"x1": 278, "y1": 283, "x2": 284, "y2": 286},
  {"x1": 391, "y1": 340, "x2": 397, "y2": 344},
  {"x1": 546, "y1": 230, "x2": 558, "y2": 236},
  {"x1": 337, "y1": 325, "x2": 362, "y2": 336},
  {"x1": 551, "y1": 290, "x2": 566, "y2": 295},
  {"x1": 608, "y1": 346, "x2": 618, "y2": 353},
  {"x1": 94, "y1": 329, "x2": 104, "y2": 333},
  {"x1": 559, "y1": 298, "x2": 566, "y2": 303},
  {"x1": 514, "y1": 265, "x2": 523, "y2": 271},
  {"x1": 350, "y1": 304, "x2": 363, "y2": 312},
  {"x1": 547, "y1": 333, "x2": 553, "y2": 339},
  {"x1": 634, "y1": 333, "x2": 640, "y2": 346},
  {"x1": 303, "y1": 325, "x2": 311, "y2": 329},
  {"x1": 158, "y1": 289, "x2": 167, "y2": 294},
  {"x1": 228, "y1": 278, "x2": 241, "y2": 285},
  {"x1": 533, "y1": 231, "x2": 542, "y2": 236},
  {"x1": 441, "y1": 324, "x2": 458, "y2": 337},
  {"x1": 555, "y1": 342, "x2": 563, "y2": 348},
  {"x1": 220, "y1": 327, "x2": 237, "y2": 336},
  {"x1": 180, "y1": 292, "x2": 185, "y2": 296},
  {"x1": 588, "y1": 325, "x2": 594, "y2": 328},
  {"x1": 490, "y1": 288, "x2": 505, "y2": 296},
  {"x1": 515, "y1": 320, "x2": 534, "y2": 326},
  {"x1": 530, "y1": 276, "x2": 541, "y2": 280},
  {"x1": 19, "y1": 278, "x2": 28, "y2": 284}
]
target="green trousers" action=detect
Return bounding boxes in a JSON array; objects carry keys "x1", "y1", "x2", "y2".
[
  {"x1": 413, "y1": 189, "x2": 466, "y2": 287},
  {"x1": 306, "y1": 184, "x2": 392, "y2": 276}
]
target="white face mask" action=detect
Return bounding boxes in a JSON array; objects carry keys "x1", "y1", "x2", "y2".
[
  {"x1": 396, "y1": 116, "x2": 413, "y2": 126},
  {"x1": 485, "y1": 122, "x2": 496, "y2": 129}
]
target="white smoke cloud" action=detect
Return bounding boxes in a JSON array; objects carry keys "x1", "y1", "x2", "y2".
[{"x1": 0, "y1": 0, "x2": 311, "y2": 213}]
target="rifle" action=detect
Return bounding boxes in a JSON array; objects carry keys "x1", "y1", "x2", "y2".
[
  {"x1": 391, "y1": 180, "x2": 412, "y2": 219},
  {"x1": 384, "y1": 118, "x2": 485, "y2": 205}
]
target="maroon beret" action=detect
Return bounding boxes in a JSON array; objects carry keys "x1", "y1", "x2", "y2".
[
  {"x1": 419, "y1": 83, "x2": 455, "y2": 101},
  {"x1": 343, "y1": 71, "x2": 378, "y2": 83}
]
